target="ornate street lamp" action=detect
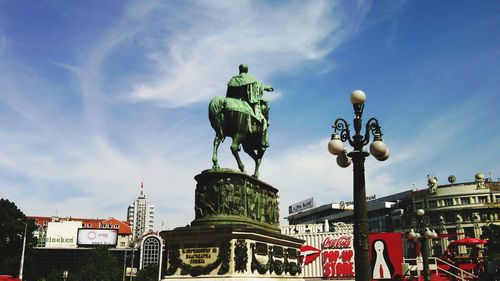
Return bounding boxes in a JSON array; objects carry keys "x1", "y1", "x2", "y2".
[
  {"x1": 18, "y1": 221, "x2": 27, "y2": 280},
  {"x1": 328, "y1": 90, "x2": 389, "y2": 281},
  {"x1": 408, "y1": 209, "x2": 438, "y2": 281}
]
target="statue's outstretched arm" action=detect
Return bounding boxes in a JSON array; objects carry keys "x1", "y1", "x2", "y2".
[{"x1": 263, "y1": 84, "x2": 274, "y2": 92}]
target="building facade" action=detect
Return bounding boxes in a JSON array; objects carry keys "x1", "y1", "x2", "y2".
[
  {"x1": 395, "y1": 173, "x2": 500, "y2": 257},
  {"x1": 285, "y1": 173, "x2": 500, "y2": 258},
  {"x1": 127, "y1": 182, "x2": 155, "y2": 239},
  {"x1": 286, "y1": 190, "x2": 413, "y2": 232}
]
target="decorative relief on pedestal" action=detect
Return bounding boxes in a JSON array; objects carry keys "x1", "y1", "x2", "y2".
[
  {"x1": 284, "y1": 248, "x2": 301, "y2": 276},
  {"x1": 165, "y1": 241, "x2": 230, "y2": 277},
  {"x1": 248, "y1": 242, "x2": 301, "y2": 276},
  {"x1": 251, "y1": 242, "x2": 271, "y2": 274},
  {"x1": 234, "y1": 239, "x2": 248, "y2": 273},
  {"x1": 194, "y1": 171, "x2": 280, "y2": 227}
]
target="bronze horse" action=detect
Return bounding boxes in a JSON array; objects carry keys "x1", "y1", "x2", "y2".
[{"x1": 209, "y1": 96, "x2": 268, "y2": 178}]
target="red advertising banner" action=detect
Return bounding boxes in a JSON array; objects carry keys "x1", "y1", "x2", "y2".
[
  {"x1": 321, "y1": 235, "x2": 355, "y2": 278},
  {"x1": 299, "y1": 232, "x2": 403, "y2": 279},
  {"x1": 369, "y1": 232, "x2": 404, "y2": 280}
]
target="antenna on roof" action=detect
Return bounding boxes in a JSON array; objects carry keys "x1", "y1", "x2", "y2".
[{"x1": 140, "y1": 180, "x2": 144, "y2": 196}]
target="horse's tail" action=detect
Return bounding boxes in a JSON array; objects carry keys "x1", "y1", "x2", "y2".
[{"x1": 208, "y1": 96, "x2": 225, "y2": 138}]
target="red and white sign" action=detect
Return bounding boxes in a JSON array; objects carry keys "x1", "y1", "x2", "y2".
[
  {"x1": 299, "y1": 232, "x2": 404, "y2": 279},
  {"x1": 300, "y1": 245, "x2": 321, "y2": 266},
  {"x1": 369, "y1": 232, "x2": 404, "y2": 280},
  {"x1": 77, "y1": 229, "x2": 118, "y2": 246},
  {"x1": 321, "y1": 235, "x2": 355, "y2": 278}
]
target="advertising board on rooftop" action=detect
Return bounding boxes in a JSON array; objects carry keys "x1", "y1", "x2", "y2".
[
  {"x1": 288, "y1": 197, "x2": 315, "y2": 214},
  {"x1": 77, "y1": 229, "x2": 118, "y2": 246}
]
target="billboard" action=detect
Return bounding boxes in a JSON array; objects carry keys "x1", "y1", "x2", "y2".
[
  {"x1": 45, "y1": 221, "x2": 81, "y2": 248},
  {"x1": 288, "y1": 198, "x2": 315, "y2": 214},
  {"x1": 369, "y1": 232, "x2": 404, "y2": 280},
  {"x1": 77, "y1": 229, "x2": 118, "y2": 246},
  {"x1": 286, "y1": 223, "x2": 404, "y2": 279}
]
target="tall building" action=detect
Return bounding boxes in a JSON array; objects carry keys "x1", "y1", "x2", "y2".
[{"x1": 127, "y1": 181, "x2": 155, "y2": 239}]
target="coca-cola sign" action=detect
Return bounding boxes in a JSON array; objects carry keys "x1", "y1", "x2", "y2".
[{"x1": 322, "y1": 235, "x2": 352, "y2": 249}]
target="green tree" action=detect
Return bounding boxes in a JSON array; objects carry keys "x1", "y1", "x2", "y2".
[
  {"x1": 45, "y1": 269, "x2": 81, "y2": 281},
  {"x1": 0, "y1": 198, "x2": 37, "y2": 277},
  {"x1": 79, "y1": 248, "x2": 121, "y2": 281},
  {"x1": 135, "y1": 265, "x2": 159, "y2": 281}
]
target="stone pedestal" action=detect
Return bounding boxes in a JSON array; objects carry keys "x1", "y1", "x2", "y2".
[{"x1": 160, "y1": 169, "x2": 304, "y2": 280}]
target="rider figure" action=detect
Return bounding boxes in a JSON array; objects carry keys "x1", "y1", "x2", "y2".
[{"x1": 226, "y1": 64, "x2": 273, "y2": 147}]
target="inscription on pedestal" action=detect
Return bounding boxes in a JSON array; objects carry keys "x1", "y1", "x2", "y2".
[{"x1": 181, "y1": 247, "x2": 219, "y2": 265}]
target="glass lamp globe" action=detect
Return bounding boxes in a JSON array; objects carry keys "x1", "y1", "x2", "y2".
[
  {"x1": 408, "y1": 229, "x2": 416, "y2": 239},
  {"x1": 350, "y1": 90, "x2": 366, "y2": 105},
  {"x1": 328, "y1": 133, "x2": 344, "y2": 155},
  {"x1": 370, "y1": 135, "x2": 388, "y2": 157},
  {"x1": 336, "y1": 152, "x2": 351, "y2": 168},
  {"x1": 424, "y1": 228, "x2": 433, "y2": 238},
  {"x1": 376, "y1": 148, "x2": 390, "y2": 161},
  {"x1": 416, "y1": 209, "x2": 425, "y2": 217}
]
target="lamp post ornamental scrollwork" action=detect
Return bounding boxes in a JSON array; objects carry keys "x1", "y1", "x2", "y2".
[{"x1": 327, "y1": 90, "x2": 389, "y2": 281}]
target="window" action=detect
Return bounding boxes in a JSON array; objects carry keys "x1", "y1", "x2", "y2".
[
  {"x1": 478, "y1": 196, "x2": 488, "y2": 204},
  {"x1": 444, "y1": 199, "x2": 453, "y2": 206},
  {"x1": 415, "y1": 202, "x2": 424, "y2": 209},
  {"x1": 480, "y1": 213, "x2": 489, "y2": 222},
  {"x1": 496, "y1": 195, "x2": 500, "y2": 203},
  {"x1": 142, "y1": 237, "x2": 161, "y2": 268},
  {"x1": 120, "y1": 242, "x2": 125, "y2": 247},
  {"x1": 460, "y1": 197, "x2": 470, "y2": 205},
  {"x1": 428, "y1": 200, "x2": 437, "y2": 208}
]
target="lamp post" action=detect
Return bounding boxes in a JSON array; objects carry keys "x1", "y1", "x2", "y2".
[
  {"x1": 408, "y1": 209, "x2": 438, "y2": 281},
  {"x1": 19, "y1": 221, "x2": 27, "y2": 280},
  {"x1": 328, "y1": 90, "x2": 389, "y2": 281},
  {"x1": 62, "y1": 270, "x2": 68, "y2": 281}
]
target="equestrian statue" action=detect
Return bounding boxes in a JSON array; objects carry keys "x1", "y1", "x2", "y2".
[{"x1": 209, "y1": 64, "x2": 274, "y2": 178}]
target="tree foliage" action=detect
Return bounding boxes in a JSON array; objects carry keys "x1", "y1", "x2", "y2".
[
  {"x1": 0, "y1": 198, "x2": 37, "y2": 276},
  {"x1": 135, "y1": 265, "x2": 159, "y2": 281},
  {"x1": 78, "y1": 248, "x2": 122, "y2": 281}
]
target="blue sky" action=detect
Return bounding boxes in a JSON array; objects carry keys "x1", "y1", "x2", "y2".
[{"x1": 0, "y1": 0, "x2": 498, "y2": 229}]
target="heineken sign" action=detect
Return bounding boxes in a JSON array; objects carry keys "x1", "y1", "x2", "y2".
[{"x1": 45, "y1": 221, "x2": 81, "y2": 248}]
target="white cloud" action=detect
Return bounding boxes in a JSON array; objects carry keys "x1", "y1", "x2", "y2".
[{"x1": 89, "y1": 0, "x2": 359, "y2": 107}]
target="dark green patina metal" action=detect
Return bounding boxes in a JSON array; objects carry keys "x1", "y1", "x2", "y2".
[
  {"x1": 249, "y1": 242, "x2": 300, "y2": 276},
  {"x1": 165, "y1": 241, "x2": 230, "y2": 277},
  {"x1": 209, "y1": 64, "x2": 273, "y2": 178},
  {"x1": 193, "y1": 169, "x2": 280, "y2": 232},
  {"x1": 234, "y1": 239, "x2": 248, "y2": 273}
]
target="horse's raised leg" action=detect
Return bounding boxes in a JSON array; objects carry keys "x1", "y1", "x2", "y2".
[
  {"x1": 242, "y1": 145, "x2": 266, "y2": 178},
  {"x1": 212, "y1": 135, "x2": 223, "y2": 170},
  {"x1": 230, "y1": 137, "x2": 245, "y2": 173}
]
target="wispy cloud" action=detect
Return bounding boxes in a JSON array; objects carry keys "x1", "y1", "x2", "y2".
[{"x1": 87, "y1": 0, "x2": 360, "y2": 107}]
